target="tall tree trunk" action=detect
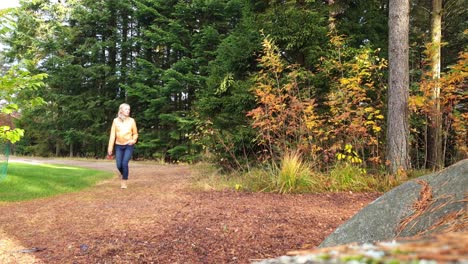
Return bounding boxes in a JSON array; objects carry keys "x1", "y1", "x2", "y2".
[
  {"x1": 56, "y1": 142, "x2": 60, "y2": 156},
  {"x1": 69, "y1": 143, "x2": 73, "y2": 158},
  {"x1": 387, "y1": 0, "x2": 410, "y2": 174},
  {"x1": 426, "y1": 0, "x2": 443, "y2": 170},
  {"x1": 121, "y1": 9, "x2": 129, "y2": 86},
  {"x1": 108, "y1": 3, "x2": 118, "y2": 95},
  {"x1": 327, "y1": 0, "x2": 337, "y2": 32}
]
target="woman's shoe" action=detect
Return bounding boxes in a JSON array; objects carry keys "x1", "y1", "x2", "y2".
[{"x1": 121, "y1": 180, "x2": 127, "y2": 189}]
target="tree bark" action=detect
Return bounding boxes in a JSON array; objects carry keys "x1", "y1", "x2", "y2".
[
  {"x1": 56, "y1": 142, "x2": 60, "y2": 156},
  {"x1": 69, "y1": 143, "x2": 73, "y2": 158},
  {"x1": 387, "y1": 0, "x2": 410, "y2": 174},
  {"x1": 426, "y1": 0, "x2": 443, "y2": 170},
  {"x1": 327, "y1": 0, "x2": 337, "y2": 32}
]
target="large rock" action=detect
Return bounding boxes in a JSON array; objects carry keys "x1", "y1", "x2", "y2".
[
  {"x1": 253, "y1": 159, "x2": 468, "y2": 264},
  {"x1": 320, "y1": 158, "x2": 467, "y2": 247}
]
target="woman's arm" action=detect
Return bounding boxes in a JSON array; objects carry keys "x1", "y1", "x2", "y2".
[
  {"x1": 131, "y1": 119, "x2": 138, "y2": 144},
  {"x1": 107, "y1": 120, "x2": 116, "y2": 155}
]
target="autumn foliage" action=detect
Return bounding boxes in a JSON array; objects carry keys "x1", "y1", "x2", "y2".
[
  {"x1": 248, "y1": 37, "x2": 387, "y2": 170},
  {"x1": 410, "y1": 49, "x2": 468, "y2": 163},
  {"x1": 247, "y1": 38, "x2": 322, "y2": 164}
]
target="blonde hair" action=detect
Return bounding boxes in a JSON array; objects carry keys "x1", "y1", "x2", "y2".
[{"x1": 117, "y1": 103, "x2": 131, "y2": 120}]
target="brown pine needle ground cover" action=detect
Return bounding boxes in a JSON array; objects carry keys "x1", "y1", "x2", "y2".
[
  {"x1": 396, "y1": 179, "x2": 467, "y2": 240},
  {"x1": 396, "y1": 180, "x2": 434, "y2": 236},
  {"x1": 0, "y1": 158, "x2": 379, "y2": 264}
]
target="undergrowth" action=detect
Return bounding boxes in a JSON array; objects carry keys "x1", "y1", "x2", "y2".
[{"x1": 192, "y1": 153, "x2": 418, "y2": 194}]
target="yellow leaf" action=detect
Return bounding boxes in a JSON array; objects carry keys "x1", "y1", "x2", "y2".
[
  {"x1": 340, "y1": 78, "x2": 350, "y2": 85},
  {"x1": 409, "y1": 96, "x2": 426, "y2": 108},
  {"x1": 345, "y1": 144, "x2": 352, "y2": 153}
]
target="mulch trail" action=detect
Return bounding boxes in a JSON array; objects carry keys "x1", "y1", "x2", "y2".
[{"x1": 0, "y1": 158, "x2": 380, "y2": 264}]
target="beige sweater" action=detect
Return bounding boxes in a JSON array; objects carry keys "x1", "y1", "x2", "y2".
[{"x1": 108, "y1": 117, "x2": 138, "y2": 153}]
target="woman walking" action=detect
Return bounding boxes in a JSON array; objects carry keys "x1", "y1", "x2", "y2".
[{"x1": 108, "y1": 103, "x2": 138, "y2": 189}]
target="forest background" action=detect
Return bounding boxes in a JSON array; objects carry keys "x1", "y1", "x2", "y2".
[{"x1": 0, "y1": 0, "x2": 466, "y2": 182}]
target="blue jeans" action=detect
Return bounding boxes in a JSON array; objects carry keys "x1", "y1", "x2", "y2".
[{"x1": 114, "y1": 144, "x2": 134, "y2": 180}]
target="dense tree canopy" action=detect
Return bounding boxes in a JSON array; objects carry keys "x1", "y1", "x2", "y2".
[{"x1": 0, "y1": 0, "x2": 466, "y2": 172}]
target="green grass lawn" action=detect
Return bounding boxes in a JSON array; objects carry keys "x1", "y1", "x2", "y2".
[{"x1": 0, "y1": 162, "x2": 113, "y2": 202}]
